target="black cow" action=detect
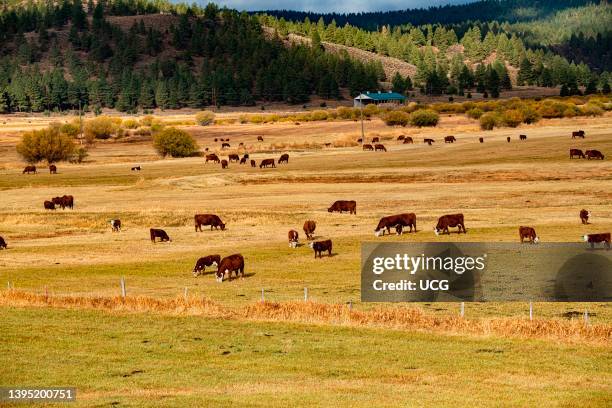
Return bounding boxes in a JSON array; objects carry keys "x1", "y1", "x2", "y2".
[
  {"x1": 260, "y1": 158, "x2": 275, "y2": 168},
  {"x1": 49, "y1": 164, "x2": 57, "y2": 174},
  {"x1": 206, "y1": 154, "x2": 220, "y2": 163},
  {"x1": 192, "y1": 255, "x2": 222, "y2": 277},
  {"x1": 150, "y1": 228, "x2": 171, "y2": 243},
  {"x1": 250, "y1": 160, "x2": 256, "y2": 168},
  {"x1": 228, "y1": 154, "x2": 240, "y2": 163},
  {"x1": 424, "y1": 138, "x2": 435, "y2": 145},
  {"x1": 375, "y1": 144, "x2": 387, "y2": 152},
  {"x1": 585, "y1": 150, "x2": 604, "y2": 160},
  {"x1": 570, "y1": 149, "x2": 585, "y2": 159},
  {"x1": 23, "y1": 165, "x2": 37, "y2": 174},
  {"x1": 309, "y1": 239, "x2": 332, "y2": 258},
  {"x1": 0, "y1": 236, "x2": 7, "y2": 249},
  {"x1": 44, "y1": 200, "x2": 55, "y2": 210},
  {"x1": 572, "y1": 130, "x2": 585, "y2": 138},
  {"x1": 519, "y1": 134, "x2": 527, "y2": 141},
  {"x1": 279, "y1": 154, "x2": 289, "y2": 164},
  {"x1": 444, "y1": 136, "x2": 456, "y2": 143},
  {"x1": 363, "y1": 144, "x2": 374, "y2": 151},
  {"x1": 131, "y1": 166, "x2": 141, "y2": 171},
  {"x1": 221, "y1": 159, "x2": 228, "y2": 169},
  {"x1": 479, "y1": 137, "x2": 484, "y2": 143},
  {"x1": 403, "y1": 137, "x2": 414, "y2": 144}
]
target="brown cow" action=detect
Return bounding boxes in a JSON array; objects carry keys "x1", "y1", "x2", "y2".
[
  {"x1": 580, "y1": 209, "x2": 591, "y2": 224},
  {"x1": 131, "y1": 166, "x2": 141, "y2": 171},
  {"x1": 434, "y1": 214, "x2": 466, "y2": 235},
  {"x1": 424, "y1": 138, "x2": 435, "y2": 145},
  {"x1": 240, "y1": 157, "x2": 247, "y2": 164},
  {"x1": 507, "y1": 137, "x2": 511, "y2": 143},
  {"x1": 375, "y1": 213, "x2": 417, "y2": 236},
  {"x1": 150, "y1": 228, "x2": 171, "y2": 243},
  {"x1": 572, "y1": 130, "x2": 585, "y2": 138},
  {"x1": 363, "y1": 144, "x2": 374, "y2": 151},
  {"x1": 309, "y1": 239, "x2": 332, "y2": 258},
  {"x1": 228, "y1": 154, "x2": 240, "y2": 163},
  {"x1": 519, "y1": 226, "x2": 539, "y2": 243},
  {"x1": 303, "y1": 220, "x2": 316, "y2": 240},
  {"x1": 49, "y1": 164, "x2": 57, "y2": 174},
  {"x1": 52, "y1": 195, "x2": 73, "y2": 210},
  {"x1": 0, "y1": 236, "x2": 6, "y2": 249},
  {"x1": 403, "y1": 137, "x2": 414, "y2": 144},
  {"x1": 192, "y1": 255, "x2": 221, "y2": 276},
  {"x1": 279, "y1": 153, "x2": 289, "y2": 164},
  {"x1": 371, "y1": 137, "x2": 380, "y2": 143},
  {"x1": 23, "y1": 165, "x2": 37, "y2": 174},
  {"x1": 221, "y1": 143, "x2": 230, "y2": 149},
  {"x1": 221, "y1": 160, "x2": 229, "y2": 169},
  {"x1": 328, "y1": 200, "x2": 356, "y2": 215},
  {"x1": 205, "y1": 154, "x2": 220, "y2": 163},
  {"x1": 216, "y1": 254, "x2": 245, "y2": 282},
  {"x1": 444, "y1": 135, "x2": 456, "y2": 143},
  {"x1": 375, "y1": 144, "x2": 387, "y2": 152},
  {"x1": 583, "y1": 233, "x2": 610, "y2": 249},
  {"x1": 479, "y1": 137, "x2": 484, "y2": 143},
  {"x1": 397, "y1": 135, "x2": 405, "y2": 141},
  {"x1": 257, "y1": 136, "x2": 264, "y2": 141},
  {"x1": 288, "y1": 230, "x2": 299, "y2": 248},
  {"x1": 250, "y1": 159, "x2": 256, "y2": 168},
  {"x1": 44, "y1": 200, "x2": 55, "y2": 210},
  {"x1": 357, "y1": 138, "x2": 363, "y2": 143},
  {"x1": 519, "y1": 134, "x2": 527, "y2": 141},
  {"x1": 109, "y1": 219, "x2": 121, "y2": 232},
  {"x1": 214, "y1": 138, "x2": 218, "y2": 142},
  {"x1": 260, "y1": 158, "x2": 275, "y2": 168},
  {"x1": 195, "y1": 214, "x2": 226, "y2": 231},
  {"x1": 570, "y1": 149, "x2": 585, "y2": 159},
  {"x1": 585, "y1": 150, "x2": 604, "y2": 160}
]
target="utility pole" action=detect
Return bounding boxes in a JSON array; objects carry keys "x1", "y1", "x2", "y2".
[{"x1": 359, "y1": 91, "x2": 364, "y2": 144}]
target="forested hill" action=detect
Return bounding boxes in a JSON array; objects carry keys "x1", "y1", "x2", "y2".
[
  {"x1": 0, "y1": 1, "x2": 383, "y2": 114},
  {"x1": 258, "y1": 0, "x2": 592, "y2": 30}
]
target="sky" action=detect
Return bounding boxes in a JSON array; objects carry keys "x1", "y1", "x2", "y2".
[{"x1": 206, "y1": 1, "x2": 469, "y2": 14}]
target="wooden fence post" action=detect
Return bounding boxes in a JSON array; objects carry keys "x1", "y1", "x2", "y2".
[
  {"x1": 460, "y1": 302, "x2": 465, "y2": 317},
  {"x1": 583, "y1": 309, "x2": 589, "y2": 325},
  {"x1": 348, "y1": 301, "x2": 352, "y2": 311},
  {"x1": 304, "y1": 287, "x2": 308, "y2": 301},
  {"x1": 120, "y1": 277, "x2": 126, "y2": 299},
  {"x1": 529, "y1": 302, "x2": 533, "y2": 321},
  {"x1": 261, "y1": 288, "x2": 265, "y2": 303}
]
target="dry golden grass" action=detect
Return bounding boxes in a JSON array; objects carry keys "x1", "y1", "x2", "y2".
[{"x1": 2, "y1": 290, "x2": 610, "y2": 345}]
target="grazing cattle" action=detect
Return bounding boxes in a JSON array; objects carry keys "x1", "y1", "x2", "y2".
[
  {"x1": 22, "y1": 165, "x2": 37, "y2": 174},
  {"x1": 288, "y1": 230, "x2": 299, "y2": 248},
  {"x1": 228, "y1": 154, "x2": 240, "y2": 163},
  {"x1": 205, "y1": 154, "x2": 220, "y2": 163},
  {"x1": 49, "y1": 164, "x2": 57, "y2": 174},
  {"x1": 507, "y1": 137, "x2": 511, "y2": 143},
  {"x1": 250, "y1": 159, "x2": 256, "y2": 168},
  {"x1": 44, "y1": 200, "x2": 55, "y2": 210},
  {"x1": 109, "y1": 219, "x2": 121, "y2": 232},
  {"x1": 214, "y1": 138, "x2": 218, "y2": 142},
  {"x1": 519, "y1": 134, "x2": 527, "y2": 141},
  {"x1": 216, "y1": 254, "x2": 245, "y2": 282},
  {"x1": 309, "y1": 239, "x2": 332, "y2": 258},
  {"x1": 585, "y1": 150, "x2": 604, "y2": 160},
  {"x1": 434, "y1": 214, "x2": 466, "y2": 235},
  {"x1": 52, "y1": 195, "x2": 74, "y2": 210},
  {"x1": 479, "y1": 137, "x2": 484, "y2": 143},
  {"x1": 324, "y1": 143, "x2": 332, "y2": 147},
  {"x1": 131, "y1": 166, "x2": 141, "y2": 171},
  {"x1": 192, "y1": 255, "x2": 221, "y2": 276},
  {"x1": 519, "y1": 226, "x2": 539, "y2": 243},
  {"x1": 583, "y1": 233, "x2": 611, "y2": 249},
  {"x1": 328, "y1": 200, "x2": 356, "y2": 215},
  {"x1": 0, "y1": 236, "x2": 6, "y2": 249},
  {"x1": 363, "y1": 144, "x2": 374, "y2": 151},
  {"x1": 397, "y1": 135, "x2": 405, "y2": 141},
  {"x1": 357, "y1": 138, "x2": 363, "y2": 143},
  {"x1": 444, "y1": 136, "x2": 456, "y2": 143},
  {"x1": 243, "y1": 154, "x2": 249, "y2": 159},
  {"x1": 580, "y1": 209, "x2": 591, "y2": 224},
  {"x1": 403, "y1": 137, "x2": 414, "y2": 144},
  {"x1": 279, "y1": 153, "x2": 289, "y2": 164},
  {"x1": 572, "y1": 130, "x2": 585, "y2": 138},
  {"x1": 239, "y1": 142, "x2": 244, "y2": 146},
  {"x1": 221, "y1": 143, "x2": 230, "y2": 149},
  {"x1": 371, "y1": 137, "x2": 380, "y2": 143},
  {"x1": 150, "y1": 228, "x2": 171, "y2": 243},
  {"x1": 303, "y1": 220, "x2": 316, "y2": 240},
  {"x1": 257, "y1": 136, "x2": 264, "y2": 142},
  {"x1": 375, "y1": 144, "x2": 387, "y2": 152},
  {"x1": 259, "y1": 158, "x2": 275, "y2": 168},
  {"x1": 424, "y1": 138, "x2": 435, "y2": 145},
  {"x1": 570, "y1": 149, "x2": 585, "y2": 159},
  {"x1": 195, "y1": 214, "x2": 226, "y2": 232},
  {"x1": 239, "y1": 157, "x2": 247, "y2": 164},
  {"x1": 375, "y1": 213, "x2": 417, "y2": 236}
]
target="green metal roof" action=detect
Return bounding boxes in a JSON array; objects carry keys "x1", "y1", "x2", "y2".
[{"x1": 356, "y1": 92, "x2": 406, "y2": 101}]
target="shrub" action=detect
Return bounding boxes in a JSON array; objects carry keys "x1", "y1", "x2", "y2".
[
  {"x1": 580, "y1": 103, "x2": 604, "y2": 117},
  {"x1": 519, "y1": 105, "x2": 540, "y2": 124},
  {"x1": 466, "y1": 108, "x2": 484, "y2": 119},
  {"x1": 409, "y1": 109, "x2": 439, "y2": 127},
  {"x1": 195, "y1": 111, "x2": 215, "y2": 126},
  {"x1": 363, "y1": 104, "x2": 379, "y2": 117},
  {"x1": 309, "y1": 110, "x2": 328, "y2": 121},
  {"x1": 500, "y1": 109, "x2": 523, "y2": 127},
  {"x1": 84, "y1": 116, "x2": 121, "y2": 141},
  {"x1": 479, "y1": 112, "x2": 499, "y2": 130},
  {"x1": 140, "y1": 115, "x2": 155, "y2": 126},
  {"x1": 336, "y1": 106, "x2": 357, "y2": 120},
  {"x1": 16, "y1": 126, "x2": 76, "y2": 164},
  {"x1": 60, "y1": 122, "x2": 80, "y2": 137},
  {"x1": 382, "y1": 110, "x2": 410, "y2": 126},
  {"x1": 122, "y1": 119, "x2": 138, "y2": 129},
  {"x1": 70, "y1": 147, "x2": 89, "y2": 163},
  {"x1": 153, "y1": 127, "x2": 199, "y2": 158}
]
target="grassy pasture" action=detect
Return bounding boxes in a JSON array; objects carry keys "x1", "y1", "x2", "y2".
[{"x1": 0, "y1": 306, "x2": 610, "y2": 407}]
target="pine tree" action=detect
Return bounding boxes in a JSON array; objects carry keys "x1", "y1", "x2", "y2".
[
  {"x1": 602, "y1": 82, "x2": 611, "y2": 95},
  {"x1": 517, "y1": 57, "x2": 534, "y2": 86},
  {"x1": 0, "y1": 89, "x2": 9, "y2": 113}
]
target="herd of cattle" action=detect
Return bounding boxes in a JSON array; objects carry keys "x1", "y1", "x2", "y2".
[{"x1": 5, "y1": 129, "x2": 610, "y2": 282}]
